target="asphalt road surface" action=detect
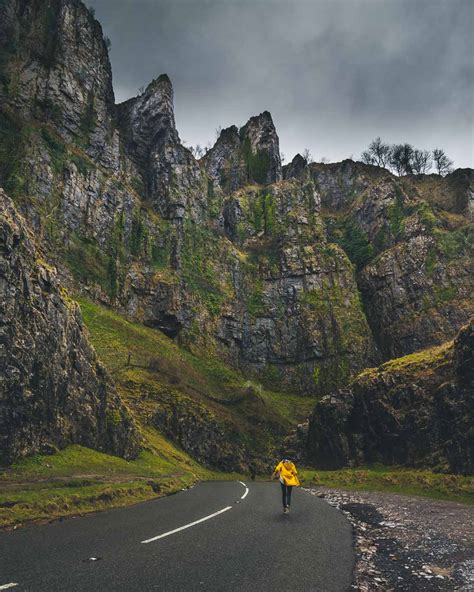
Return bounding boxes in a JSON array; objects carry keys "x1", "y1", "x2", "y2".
[{"x1": 0, "y1": 481, "x2": 354, "y2": 591}]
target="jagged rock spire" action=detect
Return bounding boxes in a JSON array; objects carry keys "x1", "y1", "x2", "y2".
[
  {"x1": 117, "y1": 74, "x2": 177, "y2": 175},
  {"x1": 202, "y1": 111, "x2": 282, "y2": 192},
  {"x1": 117, "y1": 74, "x2": 204, "y2": 220}
]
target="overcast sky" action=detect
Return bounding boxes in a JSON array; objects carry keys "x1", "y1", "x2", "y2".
[{"x1": 89, "y1": 0, "x2": 473, "y2": 168}]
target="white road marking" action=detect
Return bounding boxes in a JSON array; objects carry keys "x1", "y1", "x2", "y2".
[
  {"x1": 141, "y1": 506, "x2": 233, "y2": 544},
  {"x1": 0, "y1": 584, "x2": 18, "y2": 590},
  {"x1": 238, "y1": 481, "x2": 249, "y2": 499}
]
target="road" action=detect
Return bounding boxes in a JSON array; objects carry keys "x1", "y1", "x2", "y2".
[{"x1": 0, "y1": 481, "x2": 354, "y2": 591}]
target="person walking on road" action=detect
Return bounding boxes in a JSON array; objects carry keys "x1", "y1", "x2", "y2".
[{"x1": 272, "y1": 458, "x2": 300, "y2": 514}]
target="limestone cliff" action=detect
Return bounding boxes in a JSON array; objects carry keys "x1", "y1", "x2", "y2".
[
  {"x1": 0, "y1": 190, "x2": 140, "y2": 464},
  {"x1": 313, "y1": 160, "x2": 474, "y2": 358},
  {"x1": 306, "y1": 319, "x2": 473, "y2": 475},
  {"x1": 0, "y1": 0, "x2": 472, "y2": 471},
  {"x1": 0, "y1": 0, "x2": 119, "y2": 169}
]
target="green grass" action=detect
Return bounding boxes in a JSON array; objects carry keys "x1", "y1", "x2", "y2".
[
  {"x1": 6, "y1": 302, "x2": 467, "y2": 528},
  {"x1": 0, "y1": 437, "x2": 211, "y2": 528},
  {"x1": 0, "y1": 421, "x2": 250, "y2": 529},
  {"x1": 299, "y1": 466, "x2": 474, "y2": 505},
  {"x1": 75, "y1": 297, "x2": 317, "y2": 482},
  {"x1": 358, "y1": 340, "x2": 452, "y2": 382},
  {"x1": 78, "y1": 297, "x2": 311, "y2": 423}
]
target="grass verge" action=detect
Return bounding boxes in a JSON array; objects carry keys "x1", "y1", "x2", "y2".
[
  {"x1": 0, "y1": 437, "x2": 245, "y2": 529},
  {"x1": 299, "y1": 466, "x2": 474, "y2": 505}
]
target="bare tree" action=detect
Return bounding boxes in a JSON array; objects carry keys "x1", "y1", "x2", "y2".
[
  {"x1": 362, "y1": 138, "x2": 455, "y2": 176},
  {"x1": 390, "y1": 143, "x2": 414, "y2": 175},
  {"x1": 401, "y1": 144, "x2": 415, "y2": 175},
  {"x1": 364, "y1": 137, "x2": 392, "y2": 168},
  {"x1": 361, "y1": 150, "x2": 375, "y2": 165},
  {"x1": 432, "y1": 148, "x2": 454, "y2": 176},
  {"x1": 412, "y1": 149, "x2": 432, "y2": 174},
  {"x1": 389, "y1": 144, "x2": 404, "y2": 175},
  {"x1": 191, "y1": 144, "x2": 204, "y2": 158},
  {"x1": 302, "y1": 148, "x2": 313, "y2": 163}
]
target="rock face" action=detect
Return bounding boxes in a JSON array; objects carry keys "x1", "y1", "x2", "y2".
[
  {"x1": 0, "y1": 0, "x2": 119, "y2": 169},
  {"x1": 0, "y1": 190, "x2": 139, "y2": 464},
  {"x1": 0, "y1": 0, "x2": 472, "y2": 469},
  {"x1": 117, "y1": 76, "x2": 205, "y2": 220},
  {"x1": 306, "y1": 319, "x2": 474, "y2": 474},
  {"x1": 315, "y1": 160, "x2": 474, "y2": 359},
  {"x1": 215, "y1": 179, "x2": 378, "y2": 394},
  {"x1": 310, "y1": 159, "x2": 388, "y2": 212},
  {"x1": 202, "y1": 111, "x2": 282, "y2": 192},
  {"x1": 359, "y1": 231, "x2": 473, "y2": 359},
  {"x1": 152, "y1": 392, "x2": 245, "y2": 472},
  {"x1": 401, "y1": 169, "x2": 474, "y2": 220}
]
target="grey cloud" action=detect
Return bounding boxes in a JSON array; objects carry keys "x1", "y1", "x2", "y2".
[{"x1": 89, "y1": 0, "x2": 474, "y2": 168}]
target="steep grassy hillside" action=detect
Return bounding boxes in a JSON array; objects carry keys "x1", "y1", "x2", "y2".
[{"x1": 78, "y1": 298, "x2": 314, "y2": 471}]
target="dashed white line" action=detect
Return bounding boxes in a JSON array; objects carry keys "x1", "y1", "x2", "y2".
[
  {"x1": 0, "y1": 584, "x2": 18, "y2": 590},
  {"x1": 141, "y1": 506, "x2": 233, "y2": 544},
  {"x1": 141, "y1": 481, "x2": 250, "y2": 544},
  {"x1": 238, "y1": 481, "x2": 249, "y2": 499}
]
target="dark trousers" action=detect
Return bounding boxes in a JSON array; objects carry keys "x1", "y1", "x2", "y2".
[{"x1": 280, "y1": 482, "x2": 293, "y2": 508}]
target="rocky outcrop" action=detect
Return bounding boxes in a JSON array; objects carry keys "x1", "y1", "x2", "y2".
[
  {"x1": 359, "y1": 231, "x2": 474, "y2": 359},
  {"x1": 401, "y1": 169, "x2": 474, "y2": 220},
  {"x1": 202, "y1": 111, "x2": 282, "y2": 192},
  {"x1": 117, "y1": 75, "x2": 176, "y2": 176},
  {"x1": 283, "y1": 154, "x2": 310, "y2": 182},
  {"x1": 0, "y1": 0, "x2": 119, "y2": 169},
  {"x1": 240, "y1": 111, "x2": 282, "y2": 184},
  {"x1": 306, "y1": 319, "x2": 474, "y2": 474},
  {"x1": 310, "y1": 159, "x2": 388, "y2": 212},
  {"x1": 314, "y1": 160, "x2": 474, "y2": 359},
  {"x1": 117, "y1": 76, "x2": 205, "y2": 220},
  {"x1": 152, "y1": 392, "x2": 245, "y2": 472},
  {"x1": 0, "y1": 190, "x2": 140, "y2": 464},
  {"x1": 201, "y1": 125, "x2": 245, "y2": 192}
]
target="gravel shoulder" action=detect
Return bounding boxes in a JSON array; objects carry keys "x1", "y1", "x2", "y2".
[{"x1": 304, "y1": 487, "x2": 474, "y2": 591}]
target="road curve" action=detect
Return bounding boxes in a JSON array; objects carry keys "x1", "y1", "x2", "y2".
[{"x1": 0, "y1": 481, "x2": 354, "y2": 591}]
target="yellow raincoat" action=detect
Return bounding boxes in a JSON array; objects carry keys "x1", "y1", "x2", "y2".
[{"x1": 274, "y1": 460, "x2": 300, "y2": 486}]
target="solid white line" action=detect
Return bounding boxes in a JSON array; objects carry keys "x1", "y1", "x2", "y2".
[
  {"x1": 140, "y1": 506, "x2": 233, "y2": 544},
  {"x1": 238, "y1": 480, "x2": 249, "y2": 499},
  {"x1": 0, "y1": 584, "x2": 18, "y2": 590}
]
